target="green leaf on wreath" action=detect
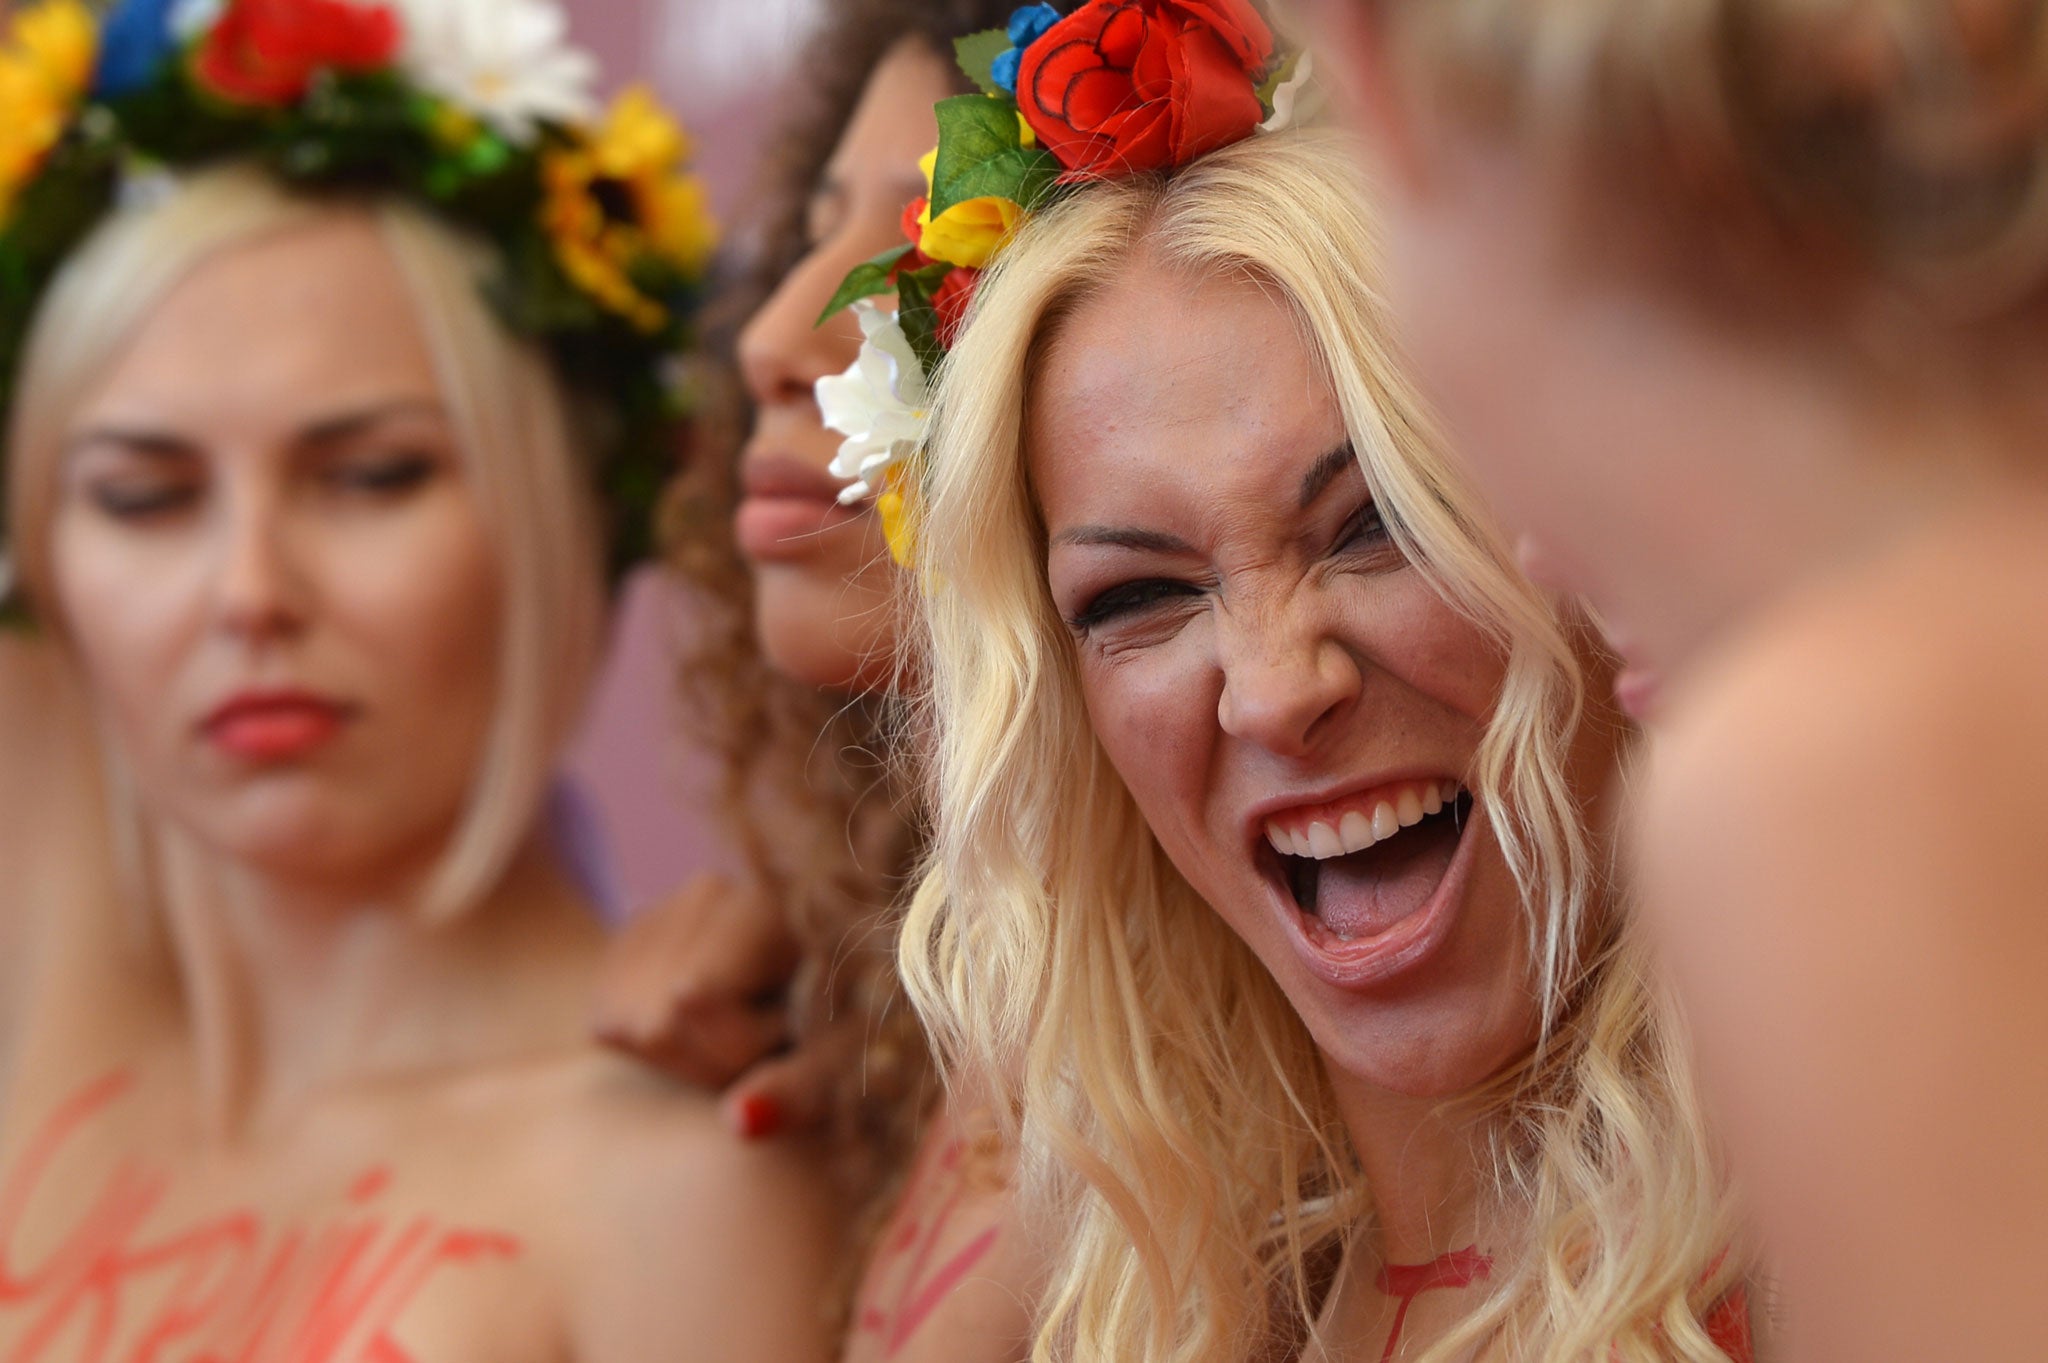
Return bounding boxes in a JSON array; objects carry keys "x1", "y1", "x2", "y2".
[
  {"x1": 933, "y1": 146, "x2": 1059, "y2": 220},
  {"x1": 815, "y1": 242, "x2": 913, "y2": 327},
  {"x1": 894, "y1": 260, "x2": 954, "y2": 377},
  {"x1": 953, "y1": 29, "x2": 1012, "y2": 99},
  {"x1": 929, "y1": 95, "x2": 1059, "y2": 218}
]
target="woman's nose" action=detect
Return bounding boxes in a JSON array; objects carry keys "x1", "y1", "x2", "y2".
[
  {"x1": 1215, "y1": 598, "x2": 1362, "y2": 758},
  {"x1": 737, "y1": 249, "x2": 866, "y2": 411},
  {"x1": 211, "y1": 492, "x2": 308, "y2": 642}
]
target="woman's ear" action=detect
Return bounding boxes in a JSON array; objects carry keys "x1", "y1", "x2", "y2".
[{"x1": 1296, "y1": 0, "x2": 1435, "y2": 196}]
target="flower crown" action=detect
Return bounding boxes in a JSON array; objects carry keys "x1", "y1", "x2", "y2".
[
  {"x1": 814, "y1": 0, "x2": 1317, "y2": 565},
  {"x1": 0, "y1": 0, "x2": 717, "y2": 615}
]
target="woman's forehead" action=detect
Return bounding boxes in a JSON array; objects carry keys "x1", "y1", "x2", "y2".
[
  {"x1": 1029, "y1": 264, "x2": 1345, "y2": 512},
  {"x1": 76, "y1": 218, "x2": 439, "y2": 431}
]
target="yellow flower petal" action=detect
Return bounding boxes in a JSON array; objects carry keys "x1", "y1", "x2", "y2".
[
  {"x1": 877, "y1": 463, "x2": 918, "y2": 568},
  {"x1": 11, "y1": 0, "x2": 95, "y2": 101},
  {"x1": 914, "y1": 150, "x2": 1022, "y2": 270},
  {"x1": 0, "y1": 8, "x2": 87, "y2": 235},
  {"x1": 540, "y1": 86, "x2": 719, "y2": 332}
]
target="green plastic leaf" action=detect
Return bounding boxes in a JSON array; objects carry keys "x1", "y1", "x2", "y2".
[
  {"x1": 815, "y1": 243, "x2": 913, "y2": 327},
  {"x1": 929, "y1": 95, "x2": 1064, "y2": 218},
  {"x1": 954, "y1": 29, "x2": 1012, "y2": 99},
  {"x1": 894, "y1": 261, "x2": 954, "y2": 378},
  {"x1": 935, "y1": 146, "x2": 1060, "y2": 220}
]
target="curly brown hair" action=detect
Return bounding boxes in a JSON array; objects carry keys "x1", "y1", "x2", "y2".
[{"x1": 661, "y1": 0, "x2": 1036, "y2": 1237}]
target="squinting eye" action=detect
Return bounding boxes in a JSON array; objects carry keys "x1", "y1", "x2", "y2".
[
  {"x1": 1069, "y1": 578, "x2": 1202, "y2": 632},
  {"x1": 1340, "y1": 501, "x2": 1390, "y2": 552}
]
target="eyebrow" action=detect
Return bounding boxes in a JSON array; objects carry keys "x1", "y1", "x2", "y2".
[
  {"x1": 298, "y1": 398, "x2": 447, "y2": 447},
  {"x1": 1049, "y1": 525, "x2": 1198, "y2": 554},
  {"x1": 1299, "y1": 442, "x2": 1361, "y2": 511},
  {"x1": 65, "y1": 398, "x2": 448, "y2": 459}
]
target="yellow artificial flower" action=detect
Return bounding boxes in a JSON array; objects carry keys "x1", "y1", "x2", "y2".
[
  {"x1": 12, "y1": 0, "x2": 95, "y2": 99},
  {"x1": 876, "y1": 462, "x2": 918, "y2": 568},
  {"x1": 914, "y1": 148, "x2": 1022, "y2": 271},
  {"x1": 0, "y1": 0, "x2": 97, "y2": 231},
  {"x1": 541, "y1": 84, "x2": 719, "y2": 333}
]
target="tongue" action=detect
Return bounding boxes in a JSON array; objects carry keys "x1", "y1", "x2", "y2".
[{"x1": 1312, "y1": 813, "x2": 1461, "y2": 940}]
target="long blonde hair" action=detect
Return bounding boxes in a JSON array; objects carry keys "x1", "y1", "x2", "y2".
[
  {"x1": 898, "y1": 128, "x2": 1742, "y2": 1362},
  {"x1": 6, "y1": 165, "x2": 607, "y2": 923}
]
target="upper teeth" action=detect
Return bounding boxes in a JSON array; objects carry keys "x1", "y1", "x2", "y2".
[{"x1": 1265, "y1": 781, "x2": 1463, "y2": 860}]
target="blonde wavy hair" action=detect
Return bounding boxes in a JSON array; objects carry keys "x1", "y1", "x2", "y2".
[{"x1": 898, "y1": 128, "x2": 1744, "y2": 1362}]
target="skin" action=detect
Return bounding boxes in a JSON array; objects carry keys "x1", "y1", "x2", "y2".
[
  {"x1": 1301, "y1": 3, "x2": 2048, "y2": 1356},
  {"x1": 606, "y1": 41, "x2": 1040, "y2": 1363},
  {"x1": 1032, "y1": 256, "x2": 1617, "y2": 1360},
  {"x1": 0, "y1": 216, "x2": 839, "y2": 1363},
  {"x1": 0, "y1": 634, "x2": 111, "y2": 1107},
  {"x1": 732, "y1": 38, "x2": 953, "y2": 694}
]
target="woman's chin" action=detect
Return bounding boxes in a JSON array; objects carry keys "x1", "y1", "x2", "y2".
[{"x1": 754, "y1": 588, "x2": 901, "y2": 693}]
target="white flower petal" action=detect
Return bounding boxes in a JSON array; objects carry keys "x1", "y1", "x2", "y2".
[
  {"x1": 817, "y1": 303, "x2": 932, "y2": 501},
  {"x1": 1260, "y1": 51, "x2": 1325, "y2": 135},
  {"x1": 393, "y1": 0, "x2": 598, "y2": 144}
]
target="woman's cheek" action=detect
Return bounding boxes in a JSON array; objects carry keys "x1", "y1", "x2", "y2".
[
  {"x1": 1354, "y1": 581, "x2": 1505, "y2": 722},
  {"x1": 1081, "y1": 639, "x2": 1218, "y2": 837}
]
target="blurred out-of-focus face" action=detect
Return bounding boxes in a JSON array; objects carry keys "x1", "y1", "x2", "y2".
[
  {"x1": 51, "y1": 215, "x2": 502, "y2": 894},
  {"x1": 1302, "y1": 0, "x2": 1798, "y2": 718},
  {"x1": 734, "y1": 38, "x2": 954, "y2": 692},
  {"x1": 1033, "y1": 257, "x2": 1546, "y2": 1101}
]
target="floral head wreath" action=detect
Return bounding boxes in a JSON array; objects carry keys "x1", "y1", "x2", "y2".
[
  {"x1": 0, "y1": 0, "x2": 717, "y2": 617},
  {"x1": 814, "y1": 0, "x2": 1317, "y2": 565}
]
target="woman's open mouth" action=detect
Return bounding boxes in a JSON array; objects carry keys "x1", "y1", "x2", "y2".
[{"x1": 1255, "y1": 778, "x2": 1479, "y2": 989}]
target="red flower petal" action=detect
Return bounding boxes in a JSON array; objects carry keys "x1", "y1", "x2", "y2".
[
  {"x1": 1165, "y1": 0, "x2": 1273, "y2": 70},
  {"x1": 1014, "y1": 0, "x2": 1272, "y2": 177}
]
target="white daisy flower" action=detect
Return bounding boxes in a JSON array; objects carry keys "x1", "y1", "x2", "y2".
[
  {"x1": 169, "y1": 0, "x2": 226, "y2": 40},
  {"x1": 393, "y1": 0, "x2": 598, "y2": 144},
  {"x1": 819, "y1": 301, "x2": 931, "y2": 504},
  {"x1": 1260, "y1": 51, "x2": 1326, "y2": 135}
]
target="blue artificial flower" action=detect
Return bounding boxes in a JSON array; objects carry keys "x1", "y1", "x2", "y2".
[
  {"x1": 1008, "y1": 3, "x2": 1062, "y2": 49},
  {"x1": 991, "y1": 48, "x2": 1023, "y2": 96},
  {"x1": 994, "y1": 4, "x2": 1062, "y2": 95},
  {"x1": 94, "y1": 0, "x2": 183, "y2": 99}
]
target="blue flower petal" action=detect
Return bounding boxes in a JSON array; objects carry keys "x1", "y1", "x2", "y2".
[
  {"x1": 95, "y1": 0, "x2": 182, "y2": 99},
  {"x1": 1007, "y1": 3, "x2": 1062, "y2": 50},
  {"x1": 991, "y1": 48, "x2": 1022, "y2": 97}
]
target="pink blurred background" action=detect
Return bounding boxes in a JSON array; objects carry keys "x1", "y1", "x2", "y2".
[{"x1": 560, "y1": 0, "x2": 825, "y2": 915}]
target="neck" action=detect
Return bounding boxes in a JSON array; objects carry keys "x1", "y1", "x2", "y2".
[
  {"x1": 1328, "y1": 1068, "x2": 1505, "y2": 1269},
  {"x1": 157, "y1": 830, "x2": 603, "y2": 1139}
]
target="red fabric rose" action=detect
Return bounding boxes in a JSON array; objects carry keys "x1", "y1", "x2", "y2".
[
  {"x1": 900, "y1": 196, "x2": 930, "y2": 254},
  {"x1": 932, "y1": 267, "x2": 980, "y2": 347},
  {"x1": 1016, "y1": 0, "x2": 1275, "y2": 177},
  {"x1": 194, "y1": 0, "x2": 400, "y2": 106}
]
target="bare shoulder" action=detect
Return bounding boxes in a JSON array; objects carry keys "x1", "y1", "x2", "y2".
[
  {"x1": 844, "y1": 1099, "x2": 1042, "y2": 1363},
  {"x1": 1633, "y1": 525, "x2": 2048, "y2": 1361},
  {"x1": 492, "y1": 1052, "x2": 844, "y2": 1363},
  {"x1": 1645, "y1": 520, "x2": 2048, "y2": 875}
]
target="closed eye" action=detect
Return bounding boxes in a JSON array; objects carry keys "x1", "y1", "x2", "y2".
[
  {"x1": 324, "y1": 453, "x2": 441, "y2": 498},
  {"x1": 1068, "y1": 578, "x2": 1203, "y2": 632},
  {"x1": 88, "y1": 477, "x2": 202, "y2": 521}
]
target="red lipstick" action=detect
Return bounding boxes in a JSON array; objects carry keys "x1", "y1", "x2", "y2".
[{"x1": 202, "y1": 690, "x2": 354, "y2": 762}]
